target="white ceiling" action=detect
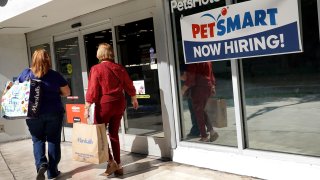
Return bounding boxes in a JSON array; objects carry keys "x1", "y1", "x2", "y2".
[{"x1": 0, "y1": 0, "x2": 128, "y2": 34}]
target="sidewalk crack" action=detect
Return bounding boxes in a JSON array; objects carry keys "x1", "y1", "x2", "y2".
[{"x1": 0, "y1": 149, "x2": 17, "y2": 180}]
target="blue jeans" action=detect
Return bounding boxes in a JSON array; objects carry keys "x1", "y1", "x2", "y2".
[
  {"x1": 188, "y1": 98, "x2": 200, "y2": 136},
  {"x1": 26, "y1": 112, "x2": 63, "y2": 178}
]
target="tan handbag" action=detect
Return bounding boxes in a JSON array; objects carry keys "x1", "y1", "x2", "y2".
[
  {"x1": 72, "y1": 123, "x2": 109, "y2": 164},
  {"x1": 205, "y1": 98, "x2": 227, "y2": 128}
]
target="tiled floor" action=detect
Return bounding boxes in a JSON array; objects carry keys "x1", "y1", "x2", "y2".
[{"x1": 0, "y1": 139, "x2": 260, "y2": 180}]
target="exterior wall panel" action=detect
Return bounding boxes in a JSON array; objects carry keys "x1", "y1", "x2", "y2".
[{"x1": 0, "y1": 34, "x2": 30, "y2": 142}]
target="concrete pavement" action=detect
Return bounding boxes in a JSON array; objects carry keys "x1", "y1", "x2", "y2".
[{"x1": 0, "y1": 139, "x2": 260, "y2": 180}]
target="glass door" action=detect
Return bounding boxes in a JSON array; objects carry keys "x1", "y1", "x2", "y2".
[
  {"x1": 53, "y1": 34, "x2": 85, "y2": 141},
  {"x1": 81, "y1": 20, "x2": 169, "y2": 157},
  {"x1": 116, "y1": 18, "x2": 163, "y2": 137},
  {"x1": 112, "y1": 9, "x2": 171, "y2": 157},
  {"x1": 83, "y1": 28, "x2": 113, "y2": 72}
]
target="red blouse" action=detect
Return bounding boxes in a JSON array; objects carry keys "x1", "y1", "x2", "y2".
[
  {"x1": 86, "y1": 60, "x2": 136, "y2": 104},
  {"x1": 184, "y1": 62, "x2": 216, "y2": 88}
]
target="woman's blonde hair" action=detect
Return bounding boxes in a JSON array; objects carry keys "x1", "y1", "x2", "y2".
[
  {"x1": 31, "y1": 49, "x2": 52, "y2": 78},
  {"x1": 96, "y1": 43, "x2": 114, "y2": 62}
]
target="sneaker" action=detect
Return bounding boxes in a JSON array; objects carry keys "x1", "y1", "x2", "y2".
[
  {"x1": 104, "y1": 160, "x2": 119, "y2": 176},
  {"x1": 48, "y1": 171, "x2": 61, "y2": 179},
  {"x1": 36, "y1": 164, "x2": 48, "y2": 180},
  {"x1": 209, "y1": 130, "x2": 219, "y2": 142}
]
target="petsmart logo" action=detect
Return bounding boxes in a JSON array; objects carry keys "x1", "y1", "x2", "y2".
[
  {"x1": 171, "y1": 0, "x2": 220, "y2": 12},
  {"x1": 78, "y1": 137, "x2": 93, "y2": 144},
  {"x1": 192, "y1": 8, "x2": 278, "y2": 39},
  {"x1": 180, "y1": 0, "x2": 302, "y2": 63}
]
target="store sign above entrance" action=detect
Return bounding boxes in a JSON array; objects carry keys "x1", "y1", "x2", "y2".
[
  {"x1": 171, "y1": 0, "x2": 220, "y2": 12},
  {"x1": 180, "y1": 0, "x2": 302, "y2": 63}
]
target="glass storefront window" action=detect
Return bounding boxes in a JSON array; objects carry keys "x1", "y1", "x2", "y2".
[
  {"x1": 242, "y1": 0, "x2": 320, "y2": 156},
  {"x1": 170, "y1": 0, "x2": 238, "y2": 146}
]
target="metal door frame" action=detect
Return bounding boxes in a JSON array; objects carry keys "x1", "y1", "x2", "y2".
[{"x1": 53, "y1": 31, "x2": 86, "y2": 142}]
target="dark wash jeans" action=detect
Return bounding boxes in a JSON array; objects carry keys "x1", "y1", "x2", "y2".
[{"x1": 26, "y1": 112, "x2": 63, "y2": 178}]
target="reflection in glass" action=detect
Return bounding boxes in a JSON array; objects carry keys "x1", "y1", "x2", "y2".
[
  {"x1": 115, "y1": 18, "x2": 164, "y2": 137},
  {"x1": 181, "y1": 63, "x2": 215, "y2": 141},
  {"x1": 180, "y1": 61, "x2": 237, "y2": 146},
  {"x1": 169, "y1": 0, "x2": 237, "y2": 146},
  {"x1": 243, "y1": 0, "x2": 320, "y2": 156}
]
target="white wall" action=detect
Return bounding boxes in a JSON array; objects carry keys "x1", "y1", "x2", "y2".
[{"x1": 0, "y1": 34, "x2": 30, "y2": 143}]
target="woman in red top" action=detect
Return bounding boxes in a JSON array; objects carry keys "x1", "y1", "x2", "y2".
[
  {"x1": 84, "y1": 43, "x2": 139, "y2": 176},
  {"x1": 181, "y1": 62, "x2": 218, "y2": 142}
]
